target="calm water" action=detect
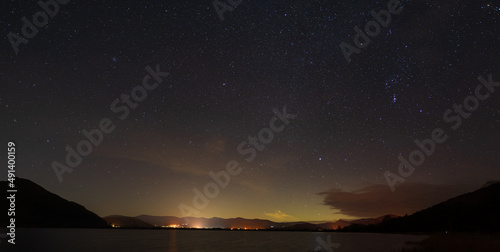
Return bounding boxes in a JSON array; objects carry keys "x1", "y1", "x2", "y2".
[{"x1": 1, "y1": 228, "x2": 427, "y2": 252}]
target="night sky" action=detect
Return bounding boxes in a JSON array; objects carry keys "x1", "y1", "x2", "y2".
[{"x1": 1, "y1": 0, "x2": 499, "y2": 223}]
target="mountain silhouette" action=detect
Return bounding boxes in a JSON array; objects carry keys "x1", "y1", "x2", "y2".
[
  {"x1": 343, "y1": 182, "x2": 500, "y2": 232},
  {"x1": 0, "y1": 178, "x2": 108, "y2": 228},
  {"x1": 135, "y1": 215, "x2": 277, "y2": 229},
  {"x1": 133, "y1": 214, "x2": 398, "y2": 230}
]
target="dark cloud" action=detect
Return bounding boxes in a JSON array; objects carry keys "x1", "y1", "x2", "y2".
[{"x1": 318, "y1": 183, "x2": 475, "y2": 218}]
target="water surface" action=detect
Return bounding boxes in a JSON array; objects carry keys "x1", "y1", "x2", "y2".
[{"x1": 3, "y1": 228, "x2": 427, "y2": 252}]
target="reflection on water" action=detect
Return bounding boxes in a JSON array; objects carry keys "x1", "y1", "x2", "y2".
[{"x1": 1, "y1": 228, "x2": 427, "y2": 252}]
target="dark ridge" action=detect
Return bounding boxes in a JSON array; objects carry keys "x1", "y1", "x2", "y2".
[
  {"x1": 1, "y1": 178, "x2": 109, "y2": 228},
  {"x1": 342, "y1": 183, "x2": 500, "y2": 233}
]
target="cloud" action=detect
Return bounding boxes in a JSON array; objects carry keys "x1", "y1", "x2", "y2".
[
  {"x1": 265, "y1": 210, "x2": 293, "y2": 220},
  {"x1": 318, "y1": 183, "x2": 474, "y2": 218}
]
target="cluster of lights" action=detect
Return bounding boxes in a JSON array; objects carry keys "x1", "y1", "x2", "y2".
[
  {"x1": 158, "y1": 224, "x2": 204, "y2": 229},
  {"x1": 230, "y1": 227, "x2": 259, "y2": 230},
  {"x1": 112, "y1": 223, "x2": 262, "y2": 230}
]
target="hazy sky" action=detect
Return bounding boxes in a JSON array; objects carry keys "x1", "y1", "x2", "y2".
[{"x1": 1, "y1": 0, "x2": 499, "y2": 222}]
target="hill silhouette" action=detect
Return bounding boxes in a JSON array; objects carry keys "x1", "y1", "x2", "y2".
[
  {"x1": 133, "y1": 214, "x2": 397, "y2": 230},
  {"x1": 0, "y1": 178, "x2": 108, "y2": 228},
  {"x1": 342, "y1": 182, "x2": 500, "y2": 233}
]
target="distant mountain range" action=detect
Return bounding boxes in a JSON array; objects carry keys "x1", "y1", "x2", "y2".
[
  {"x1": 0, "y1": 178, "x2": 108, "y2": 228},
  {"x1": 103, "y1": 215, "x2": 154, "y2": 228},
  {"x1": 101, "y1": 214, "x2": 399, "y2": 230},
  {"x1": 3, "y1": 178, "x2": 499, "y2": 233}
]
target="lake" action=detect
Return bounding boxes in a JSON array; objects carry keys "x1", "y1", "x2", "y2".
[{"x1": 1, "y1": 228, "x2": 427, "y2": 252}]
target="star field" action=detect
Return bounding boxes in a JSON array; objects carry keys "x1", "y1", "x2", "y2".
[{"x1": 1, "y1": 0, "x2": 499, "y2": 221}]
